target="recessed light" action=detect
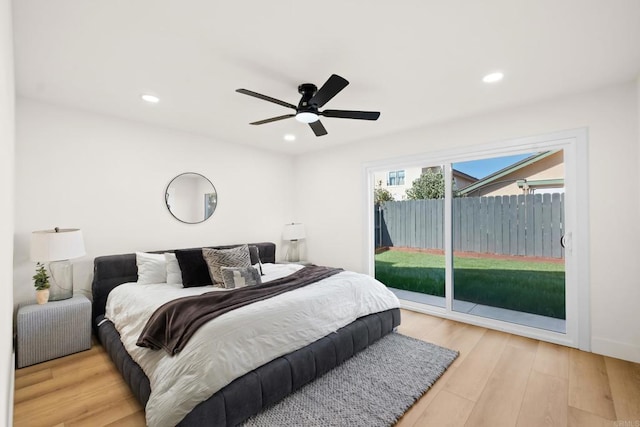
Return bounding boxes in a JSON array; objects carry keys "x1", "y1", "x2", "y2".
[
  {"x1": 141, "y1": 94, "x2": 160, "y2": 103},
  {"x1": 284, "y1": 134, "x2": 296, "y2": 142},
  {"x1": 482, "y1": 72, "x2": 504, "y2": 83}
]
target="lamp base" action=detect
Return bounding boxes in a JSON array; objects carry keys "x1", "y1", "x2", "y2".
[
  {"x1": 285, "y1": 240, "x2": 300, "y2": 263},
  {"x1": 48, "y1": 260, "x2": 73, "y2": 301}
]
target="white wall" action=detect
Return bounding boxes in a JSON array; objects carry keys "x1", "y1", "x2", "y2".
[
  {"x1": 295, "y1": 82, "x2": 640, "y2": 363},
  {"x1": 0, "y1": 0, "x2": 14, "y2": 423},
  {"x1": 13, "y1": 99, "x2": 295, "y2": 307}
]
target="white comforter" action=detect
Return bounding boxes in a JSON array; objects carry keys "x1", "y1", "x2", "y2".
[{"x1": 105, "y1": 263, "x2": 400, "y2": 427}]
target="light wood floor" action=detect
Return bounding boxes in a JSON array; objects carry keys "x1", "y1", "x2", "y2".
[{"x1": 14, "y1": 309, "x2": 640, "y2": 426}]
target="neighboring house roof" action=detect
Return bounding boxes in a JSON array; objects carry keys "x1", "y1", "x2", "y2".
[
  {"x1": 452, "y1": 169, "x2": 478, "y2": 182},
  {"x1": 457, "y1": 150, "x2": 561, "y2": 196}
]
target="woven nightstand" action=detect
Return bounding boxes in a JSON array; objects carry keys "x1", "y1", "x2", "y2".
[{"x1": 17, "y1": 294, "x2": 92, "y2": 368}]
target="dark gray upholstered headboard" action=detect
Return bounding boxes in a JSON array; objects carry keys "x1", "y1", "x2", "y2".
[{"x1": 91, "y1": 242, "x2": 276, "y2": 334}]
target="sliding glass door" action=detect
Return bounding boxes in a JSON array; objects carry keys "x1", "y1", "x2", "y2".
[
  {"x1": 450, "y1": 151, "x2": 566, "y2": 333},
  {"x1": 368, "y1": 129, "x2": 588, "y2": 349}
]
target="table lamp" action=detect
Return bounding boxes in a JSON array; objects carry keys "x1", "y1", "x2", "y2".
[
  {"x1": 282, "y1": 223, "x2": 305, "y2": 262},
  {"x1": 30, "y1": 228, "x2": 85, "y2": 301}
]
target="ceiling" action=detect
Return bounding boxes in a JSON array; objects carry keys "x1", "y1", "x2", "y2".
[{"x1": 11, "y1": 0, "x2": 640, "y2": 154}]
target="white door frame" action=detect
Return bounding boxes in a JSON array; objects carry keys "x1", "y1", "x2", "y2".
[{"x1": 363, "y1": 128, "x2": 590, "y2": 350}]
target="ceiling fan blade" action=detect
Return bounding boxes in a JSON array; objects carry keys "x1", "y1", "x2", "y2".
[
  {"x1": 321, "y1": 110, "x2": 381, "y2": 120},
  {"x1": 236, "y1": 89, "x2": 297, "y2": 110},
  {"x1": 249, "y1": 114, "x2": 295, "y2": 125},
  {"x1": 309, "y1": 120, "x2": 328, "y2": 137},
  {"x1": 309, "y1": 74, "x2": 349, "y2": 108}
]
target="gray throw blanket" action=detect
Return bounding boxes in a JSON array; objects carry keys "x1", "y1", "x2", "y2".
[{"x1": 136, "y1": 265, "x2": 343, "y2": 355}]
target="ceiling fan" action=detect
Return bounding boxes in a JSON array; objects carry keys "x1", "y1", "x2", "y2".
[{"x1": 236, "y1": 74, "x2": 380, "y2": 137}]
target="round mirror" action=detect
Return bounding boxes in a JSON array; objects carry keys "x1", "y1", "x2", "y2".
[{"x1": 165, "y1": 173, "x2": 217, "y2": 224}]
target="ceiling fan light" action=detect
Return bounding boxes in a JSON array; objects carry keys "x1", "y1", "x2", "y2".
[{"x1": 295, "y1": 112, "x2": 319, "y2": 123}]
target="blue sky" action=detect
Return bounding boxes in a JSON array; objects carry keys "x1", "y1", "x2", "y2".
[{"x1": 454, "y1": 153, "x2": 533, "y2": 180}]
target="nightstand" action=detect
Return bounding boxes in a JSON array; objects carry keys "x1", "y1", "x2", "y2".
[{"x1": 16, "y1": 294, "x2": 92, "y2": 368}]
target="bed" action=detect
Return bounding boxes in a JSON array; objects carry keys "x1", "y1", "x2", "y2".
[{"x1": 92, "y1": 242, "x2": 401, "y2": 426}]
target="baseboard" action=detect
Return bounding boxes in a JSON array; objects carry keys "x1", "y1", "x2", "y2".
[{"x1": 591, "y1": 337, "x2": 640, "y2": 363}]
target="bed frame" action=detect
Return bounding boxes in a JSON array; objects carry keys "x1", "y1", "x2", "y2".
[{"x1": 92, "y1": 242, "x2": 401, "y2": 426}]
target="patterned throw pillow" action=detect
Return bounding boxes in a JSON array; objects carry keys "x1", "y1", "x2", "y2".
[
  {"x1": 220, "y1": 266, "x2": 262, "y2": 289},
  {"x1": 202, "y1": 245, "x2": 251, "y2": 285}
]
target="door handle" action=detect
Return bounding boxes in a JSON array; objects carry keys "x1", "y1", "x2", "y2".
[{"x1": 561, "y1": 233, "x2": 572, "y2": 252}]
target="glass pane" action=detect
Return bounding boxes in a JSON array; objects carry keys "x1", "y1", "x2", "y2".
[
  {"x1": 374, "y1": 165, "x2": 446, "y2": 307},
  {"x1": 452, "y1": 151, "x2": 566, "y2": 332}
]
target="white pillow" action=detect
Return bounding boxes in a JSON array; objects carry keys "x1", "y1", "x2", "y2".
[
  {"x1": 164, "y1": 252, "x2": 183, "y2": 286},
  {"x1": 136, "y1": 252, "x2": 166, "y2": 284}
]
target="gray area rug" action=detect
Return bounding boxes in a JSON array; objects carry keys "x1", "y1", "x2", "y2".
[{"x1": 243, "y1": 332, "x2": 458, "y2": 427}]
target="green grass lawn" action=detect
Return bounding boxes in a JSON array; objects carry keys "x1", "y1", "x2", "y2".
[{"x1": 375, "y1": 250, "x2": 566, "y2": 319}]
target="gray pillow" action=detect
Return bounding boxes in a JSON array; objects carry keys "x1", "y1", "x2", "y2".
[
  {"x1": 248, "y1": 245, "x2": 264, "y2": 275},
  {"x1": 220, "y1": 266, "x2": 262, "y2": 289},
  {"x1": 202, "y1": 245, "x2": 251, "y2": 285}
]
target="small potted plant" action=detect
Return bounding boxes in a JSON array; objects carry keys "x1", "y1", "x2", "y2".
[{"x1": 33, "y1": 262, "x2": 50, "y2": 304}]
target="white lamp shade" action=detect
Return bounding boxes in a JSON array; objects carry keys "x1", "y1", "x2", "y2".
[
  {"x1": 30, "y1": 228, "x2": 86, "y2": 262},
  {"x1": 282, "y1": 223, "x2": 306, "y2": 241}
]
